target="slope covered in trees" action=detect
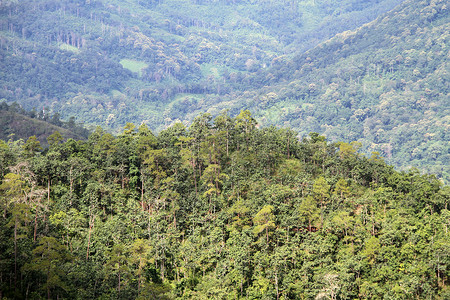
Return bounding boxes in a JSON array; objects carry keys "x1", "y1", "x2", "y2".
[
  {"x1": 1, "y1": 0, "x2": 447, "y2": 183},
  {"x1": 198, "y1": 0, "x2": 449, "y2": 183},
  {"x1": 0, "y1": 101, "x2": 89, "y2": 146},
  {"x1": 0, "y1": 112, "x2": 448, "y2": 299},
  {"x1": 0, "y1": 0, "x2": 403, "y2": 131}
]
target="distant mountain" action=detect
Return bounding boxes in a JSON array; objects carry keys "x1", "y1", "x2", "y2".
[
  {"x1": 1, "y1": 0, "x2": 448, "y2": 182},
  {"x1": 0, "y1": 0, "x2": 403, "y2": 131}
]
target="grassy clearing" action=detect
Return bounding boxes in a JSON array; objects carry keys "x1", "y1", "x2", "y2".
[
  {"x1": 200, "y1": 64, "x2": 220, "y2": 77},
  {"x1": 120, "y1": 59, "x2": 148, "y2": 77},
  {"x1": 200, "y1": 64, "x2": 240, "y2": 78},
  {"x1": 59, "y1": 43, "x2": 80, "y2": 53},
  {"x1": 111, "y1": 89, "x2": 126, "y2": 98}
]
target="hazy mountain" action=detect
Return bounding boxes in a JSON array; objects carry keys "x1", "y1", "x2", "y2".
[
  {"x1": 0, "y1": 0, "x2": 403, "y2": 130},
  {"x1": 0, "y1": 102, "x2": 89, "y2": 146}
]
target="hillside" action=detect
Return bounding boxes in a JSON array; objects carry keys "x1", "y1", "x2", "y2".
[
  {"x1": 0, "y1": 112, "x2": 448, "y2": 299},
  {"x1": 0, "y1": 0, "x2": 448, "y2": 183},
  {"x1": 0, "y1": 0, "x2": 403, "y2": 131},
  {"x1": 195, "y1": 0, "x2": 450, "y2": 182},
  {"x1": 0, "y1": 102, "x2": 89, "y2": 146}
]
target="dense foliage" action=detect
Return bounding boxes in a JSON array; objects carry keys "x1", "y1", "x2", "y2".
[
  {"x1": 1, "y1": 0, "x2": 448, "y2": 183},
  {"x1": 237, "y1": 0, "x2": 449, "y2": 183},
  {"x1": 0, "y1": 111, "x2": 448, "y2": 299}
]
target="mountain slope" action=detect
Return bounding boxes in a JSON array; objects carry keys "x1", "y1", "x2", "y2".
[
  {"x1": 197, "y1": 0, "x2": 449, "y2": 182},
  {"x1": 0, "y1": 104, "x2": 89, "y2": 146},
  {"x1": 1, "y1": 0, "x2": 448, "y2": 182},
  {"x1": 0, "y1": 0, "x2": 403, "y2": 131},
  {"x1": 0, "y1": 111, "x2": 448, "y2": 299}
]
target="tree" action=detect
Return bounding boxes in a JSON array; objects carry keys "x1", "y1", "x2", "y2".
[
  {"x1": 316, "y1": 273, "x2": 340, "y2": 300},
  {"x1": 0, "y1": 173, "x2": 27, "y2": 218},
  {"x1": 361, "y1": 236, "x2": 380, "y2": 266},
  {"x1": 22, "y1": 136, "x2": 42, "y2": 158},
  {"x1": 333, "y1": 178, "x2": 351, "y2": 205},
  {"x1": 23, "y1": 236, "x2": 72, "y2": 299},
  {"x1": 225, "y1": 228, "x2": 253, "y2": 297},
  {"x1": 235, "y1": 110, "x2": 256, "y2": 151},
  {"x1": 253, "y1": 205, "x2": 276, "y2": 243},
  {"x1": 104, "y1": 243, "x2": 131, "y2": 296},
  {"x1": 213, "y1": 110, "x2": 234, "y2": 157},
  {"x1": 0, "y1": 140, "x2": 15, "y2": 177},
  {"x1": 313, "y1": 176, "x2": 330, "y2": 225},
  {"x1": 130, "y1": 239, "x2": 152, "y2": 293},
  {"x1": 200, "y1": 163, "x2": 227, "y2": 214},
  {"x1": 47, "y1": 131, "x2": 63, "y2": 148},
  {"x1": 297, "y1": 196, "x2": 319, "y2": 232},
  {"x1": 7, "y1": 203, "x2": 31, "y2": 291}
]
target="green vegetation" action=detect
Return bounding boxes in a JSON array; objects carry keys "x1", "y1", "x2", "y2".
[
  {"x1": 1, "y1": 3, "x2": 448, "y2": 298},
  {"x1": 240, "y1": 0, "x2": 450, "y2": 183},
  {"x1": 58, "y1": 42, "x2": 80, "y2": 54},
  {"x1": 1, "y1": 0, "x2": 447, "y2": 183},
  {"x1": 0, "y1": 102, "x2": 89, "y2": 146},
  {"x1": 0, "y1": 111, "x2": 448, "y2": 299},
  {"x1": 119, "y1": 59, "x2": 149, "y2": 77},
  {"x1": 0, "y1": 0, "x2": 403, "y2": 132}
]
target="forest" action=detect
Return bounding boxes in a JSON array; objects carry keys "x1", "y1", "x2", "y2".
[
  {"x1": 0, "y1": 0, "x2": 448, "y2": 184},
  {"x1": 0, "y1": 111, "x2": 448, "y2": 299},
  {"x1": 0, "y1": 1, "x2": 449, "y2": 297}
]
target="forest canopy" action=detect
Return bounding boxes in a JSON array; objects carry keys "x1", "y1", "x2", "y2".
[{"x1": 0, "y1": 111, "x2": 448, "y2": 299}]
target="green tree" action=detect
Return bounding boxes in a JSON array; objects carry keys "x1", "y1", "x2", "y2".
[
  {"x1": 104, "y1": 243, "x2": 131, "y2": 296},
  {"x1": 130, "y1": 239, "x2": 152, "y2": 293},
  {"x1": 22, "y1": 136, "x2": 42, "y2": 158},
  {"x1": 253, "y1": 205, "x2": 276, "y2": 243},
  {"x1": 333, "y1": 178, "x2": 350, "y2": 201},
  {"x1": 313, "y1": 176, "x2": 330, "y2": 225},
  {"x1": 0, "y1": 140, "x2": 15, "y2": 177},
  {"x1": 23, "y1": 236, "x2": 72, "y2": 299},
  {"x1": 235, "y1": 110, "x2": 256, "y2": 151},
  {"x1": 361, "y1": 236, "x2": 380, "y2": 266},
  {"x1": 297, "y1": 196, "x2": 320, "y2": 231},
  {"x1": 47, "y1": 131, "x2": 63, "y2": 149},
  {"x1": 7, "y1": 203, "x2": 31, "y2": 291}
]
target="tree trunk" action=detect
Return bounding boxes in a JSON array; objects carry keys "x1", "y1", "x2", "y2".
[
  {"x1": 141, "y1": 177, "x2": 145, "y2": 210},
  {"x1": 86, "y1": 214, "x2": 95, "y2": 260},
  {"x1": 275, "y1": 272, "x2": 279, "y2": 300},
  {"x1": 14, "y1": 218, "x2": 17, "y2": 291},
  {"x1": 47, "y1": 268, "x2": 51, "y2": 299},
  {"x1": 192, "y1": 163, "x2": 197, "y2": 196},
  {"x1": 226, "y1": 129, "x2": 229, "y2": 157},
  {"x1": 33, "y1": 208, "x2": 38, "y2": 242},
  {"x1": 118, "y1": 265, "x2": 121, "y2": 294}
]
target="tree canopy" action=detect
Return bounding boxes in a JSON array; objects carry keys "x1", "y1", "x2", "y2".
[{"x1": 0, "y1": 111, "x2": 448, "y2": 299}]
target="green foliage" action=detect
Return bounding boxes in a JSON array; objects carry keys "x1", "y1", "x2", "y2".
[
  {"x1": 23, "y1": 236, "x2": 72, "y2": 298},
  {"x1": 0, "y1": 0, "x2": 402, "y2": 131},
  {"x1": 253, "y1": 205, "x2": 276, "y2": 243},
  {"x1": 0, "y1": 111, "x2": 447, "y2": 299},
  {"x1": 120, "y1": 59, "x2": 149, "y2": 77},
  {"x1": 1, "y1": 0, "x2": 446, "y2": 184}
]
